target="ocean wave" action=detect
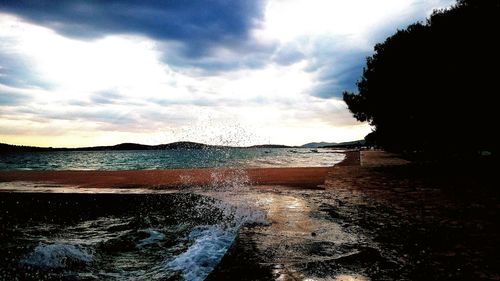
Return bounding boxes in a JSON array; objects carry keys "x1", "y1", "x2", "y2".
[
  {"x1": 21, "y1": 243, "x2": 93, "y2": 269},
  {"x1": 4, "y1": 193, "x2": 266, "y2": 280},
  {"x1": 165, "y1": 225, "x2": 235, "y2": 281},
  {"x1": 164, "y1": 196, "x2": 267, "y2": 281},
  {"x1": 136, "y1": 228, "x2": 166, "y2": 248}
]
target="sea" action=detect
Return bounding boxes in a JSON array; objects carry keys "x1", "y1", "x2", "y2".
[
  {"x1": 0, "y1": 147, "x2": 344, "y2": 170},
  {"x1": 0, "y1": 148, "x2": 345, "y2": 281}
]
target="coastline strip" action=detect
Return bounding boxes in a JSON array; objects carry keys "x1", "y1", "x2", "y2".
[
  {"x1": 0, "y1": 151, "x2": 359, "y2": 190},
  {"x1": 0, "y1": 167, "x2": 331, "y2": 189}
]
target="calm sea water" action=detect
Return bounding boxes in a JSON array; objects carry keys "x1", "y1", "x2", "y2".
[{"x1": 0, "y1": 148, "x2": 344, "y2": 170}]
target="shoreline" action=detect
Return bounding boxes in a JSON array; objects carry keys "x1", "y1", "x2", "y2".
[
  {"x1": 0, "y1": 151, "x2": 359, "y2": 190},
  {"x1": 207, "y1": 150, "x2": 499, "y2": 280},
  {"x1": 1, "y1": 150, "x2": 498, "y2": 280}
]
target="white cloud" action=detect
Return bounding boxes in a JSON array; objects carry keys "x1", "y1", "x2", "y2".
[
  {"x1": 1, "y1": 0, "x2": 455, "y2": 147},
  {"x1": 259, "y1": 0, "x2": 453, "y2": 44}
]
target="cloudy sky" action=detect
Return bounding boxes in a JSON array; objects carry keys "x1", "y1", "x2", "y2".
[{"x1": 0, "y1": 0, "x2": 454, "y2": 147}]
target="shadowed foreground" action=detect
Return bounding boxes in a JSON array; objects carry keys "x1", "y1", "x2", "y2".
[
  {"x1": 207, "y1": 151, "x2": 499, "y2": 280},
  {"x1": 1, "y1": 151, "x2": 498, "y2": 280}
]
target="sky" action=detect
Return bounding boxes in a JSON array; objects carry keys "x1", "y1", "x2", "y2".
[{"x1": 0, "y1": 0, "x2": 454, "y2": 147}]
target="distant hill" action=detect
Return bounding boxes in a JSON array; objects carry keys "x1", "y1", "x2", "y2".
[
  {"x1": 300, "y1": 140, "x2": 367, "y2": 149},
  {"x1": 0, "y1": 143, "x2": 57, "y2": 152},
  {"x1": 0, "y1": 141, "x2": 218, "y2": 152},
  {"x1": 301, "y1": 142, "x2": 337, "y2": 148},
  {"x1": 0, "y1": 141, "x2": 369, "y2": 152},
  {"x1": 248, "y1": 144, "x2": 292, "y2": 148},
  {"x1": 157, "y1": 141, "x2": 216, "y2": 150},
  {"x1": 0, "y1": 141, "x2": 293, "y2": 152},
  {"x1": 323, "y1": 140, "x2": 366, "y2": 148},
  {"x1": 75, "y1": 143, "x2": 152, "y2": 151}
]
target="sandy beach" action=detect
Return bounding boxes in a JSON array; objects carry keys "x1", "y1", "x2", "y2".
[
  {"x1": 0, "y1": 151, "x2": 359, "y2": 189},
  {"x1": 0, "y1": 166, "x2": 332, "y2": 189}
]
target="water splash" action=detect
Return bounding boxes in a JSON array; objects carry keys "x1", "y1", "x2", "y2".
[
  {"x1": 164, "y1": 121, "x2": 268, "y2": 280},
  {"x1": 165, "y1": 225, "x2": 235, "y2": 281},
  {"x1": 22, "y1": 243, "x2": 93, "y2": 269},
  {"x1": 163, "y1": 196, "x2": 266, "y2": 281},
  {"x1": 209, "y1": 168, "x2": 251, "y2": 191}
]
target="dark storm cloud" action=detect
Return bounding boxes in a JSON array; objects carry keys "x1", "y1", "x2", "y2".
[
  {"x1": 165, "y1": 51, "x2": 272, "y2": 75},
  {"x1": 0, "y1": 0, "x2": 456, "y2": 101},
  {"x1": 309, "y1": 59, "x2": 366, "y2": 99},
  {"x1": 160, "y1": 39, "x2": 276, "y2": 74},
  {"x1": 0, "y1": 0, "x2": 265, "y2": 56},
  {"x1": 272, "y1": 44, "x2": 305, "y2": 66},
  {"x1": 305, "y1": 39, "x2": 369, "y2": 99},
  {"x1": 305, "y1": 0, "x2": 455, "y2": 99}
]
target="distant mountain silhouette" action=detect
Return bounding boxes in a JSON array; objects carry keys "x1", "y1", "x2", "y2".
[
  {"x1": 301, "y1": 142, "x2": 337, "y2": 148},
  {"x1": 300, "y1": 140, "x2": 366, "y2": 148},
  {"x1": 76, "y1": 143, "x2": 152, "y2": 151},
  {"x1": 249, "y1": 144, "x2": 292, "y2": 148},
  {"x1": 322, "y1": 140, "x2": 366, "y2": 148},
  {"x1": 0, "y1": 141, "x2": 217, "y2": 152},
  {"x1": 0, "y1": 141, "x2": 364, "y2": 152},
  {"x1": 0, "y1": 141, "x2": 293, "y2": 152},
  {"x1": 0, "y1": 143, "x2": 57, "y2": 152}
]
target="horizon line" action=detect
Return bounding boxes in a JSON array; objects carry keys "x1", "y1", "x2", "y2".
[{"x1": 0, "y1": 140, "x2": 363, "y2": 150}]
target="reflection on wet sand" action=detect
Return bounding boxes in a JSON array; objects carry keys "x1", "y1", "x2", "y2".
[
  {"x1": 1, "y1": 181, "x2": 373, "y2": 280},
  {"x1": 207, "y1": 187, "x2": 371, "y2": 280},
  {"x1": 0, "y1": 181, "x2": 376, "y2": 280},
  {"x1": 0, "y1": 181, "x2": 179, "y2": 194},
  {"x1": 333, "y1": 274, "x2": 369, "y2": 281}
]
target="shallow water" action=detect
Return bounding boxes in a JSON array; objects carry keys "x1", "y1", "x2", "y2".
[{"x1": 0, "y1": 148, "x2": 344, "y2": 170}]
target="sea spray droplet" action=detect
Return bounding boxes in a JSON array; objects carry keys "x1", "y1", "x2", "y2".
[{"x1": 209, "y1": 167, "x2": 250, "y2": 191}]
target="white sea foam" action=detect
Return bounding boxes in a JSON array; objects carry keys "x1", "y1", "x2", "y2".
[
  {"x1": 167, "y1": 157, "x2": 267, "y2": 281},
  {"x1": 165, "y1": 225, "x2": 235, "y2": 281},
  {"x1": 22, "y1": 243, "x2": 93, "y2": 268},
  {"x1": 165, "y1": 192, "x2": 267, "y2": 281}
]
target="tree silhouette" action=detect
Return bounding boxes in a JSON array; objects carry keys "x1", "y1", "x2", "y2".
[{"x1": 343, "y1": 0, "x2": 499, "y2": 156}]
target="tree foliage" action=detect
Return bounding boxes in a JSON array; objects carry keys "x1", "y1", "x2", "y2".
[{"x1": 343, "y1": 0, "x2": 499, "y2": 155}]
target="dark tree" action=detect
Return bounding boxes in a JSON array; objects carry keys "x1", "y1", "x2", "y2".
[{"x1": 343, "y1": 0, "x2": 499, "y2": 156}]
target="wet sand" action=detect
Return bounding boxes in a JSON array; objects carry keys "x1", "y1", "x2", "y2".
[
  {"x1": 0, "y1": 166, "x2": 336, "y2": 189},
  {"x1": 207, "y1": 151, "x2": 499, "y2": 280}
]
